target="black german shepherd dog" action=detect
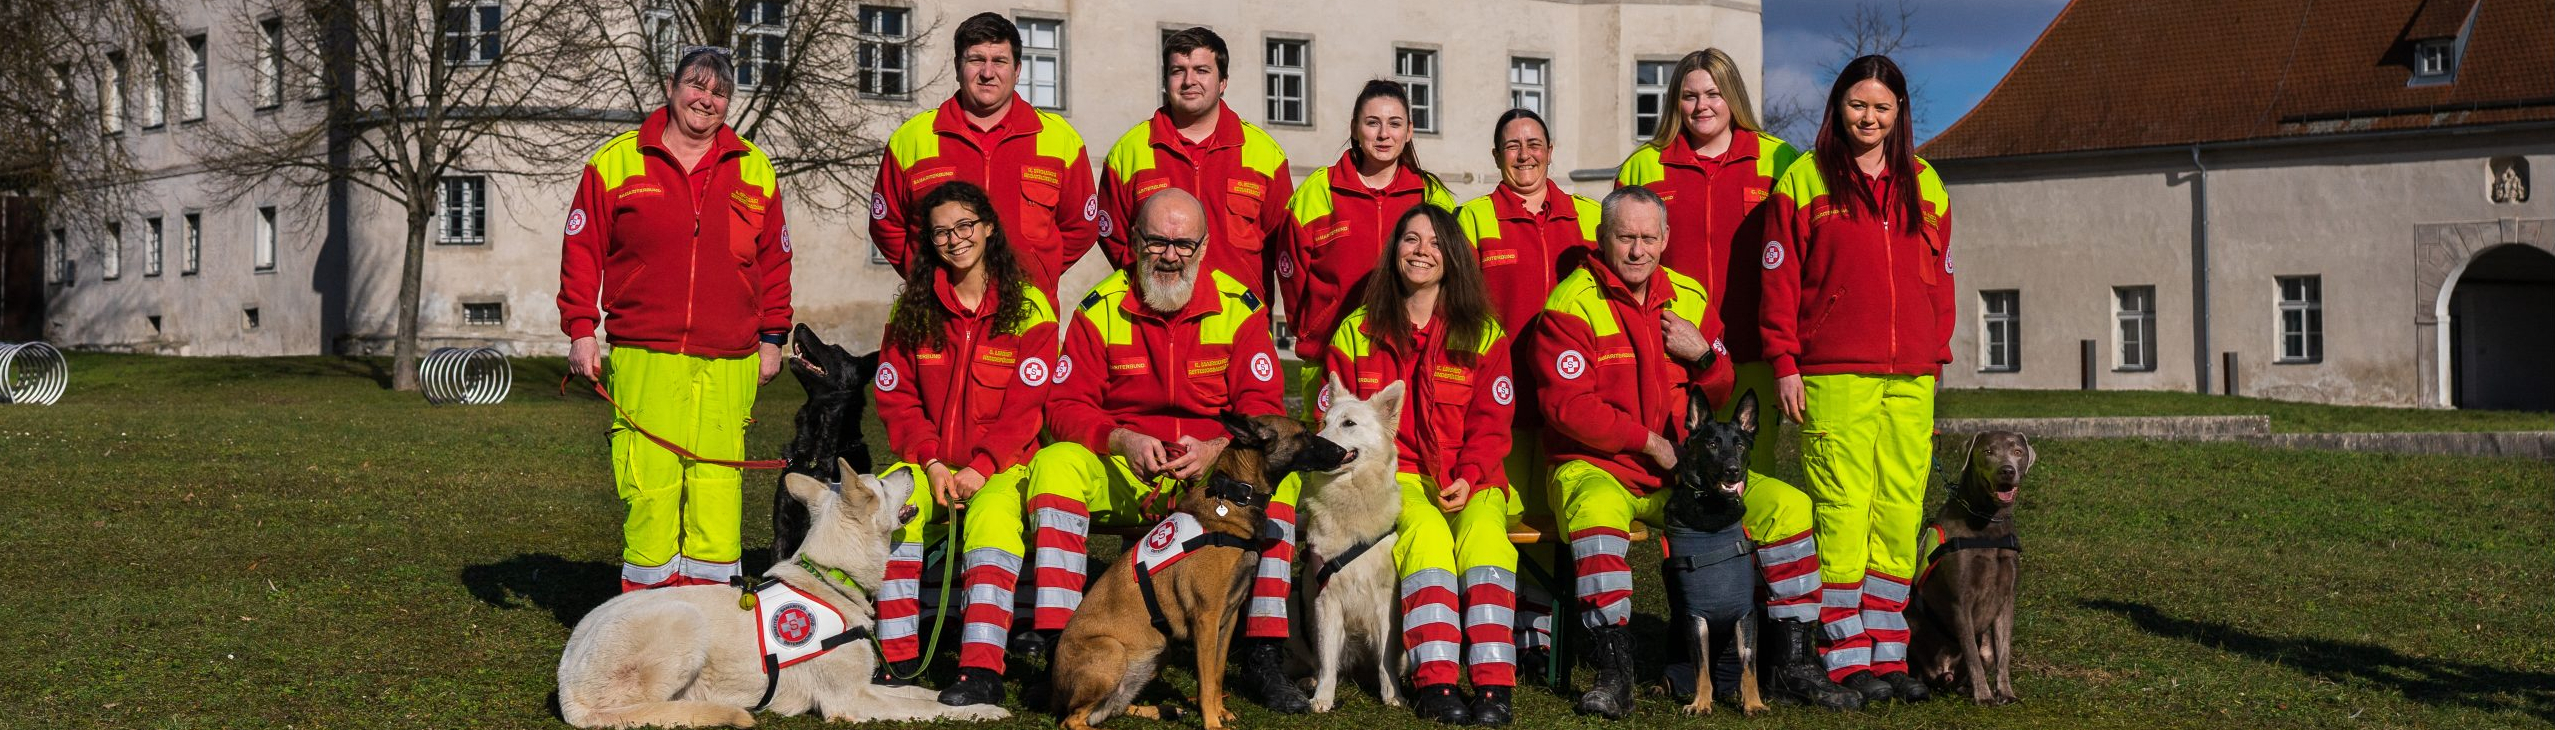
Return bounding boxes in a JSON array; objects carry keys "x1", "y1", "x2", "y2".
[{"x1": 770, "y1": 323, "x2": 878, "y2": 563}]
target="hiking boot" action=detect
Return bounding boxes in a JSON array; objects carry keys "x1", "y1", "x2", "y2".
[
  {"x1": 1470, "y1": 685, "x2": 1513, "y2": 726},
  {"x1": 872, "y1": 657, "x2": 923, "y2": 687},
  {"x1": 1880, "y1": 671, "x2": 1931, "y2": 703},
  {"x1": 1841, "y1": 670, "x2": 1894, "y2": 704},
  {"x1": 1574, "y1": 625, "x2": 1635, "y2": 719},
  {"x1": 1413, "y1": 684, "x2": 1472, "y2": 724},
  {"x1": 1517, "y1": 646, "x2": 1550, "y2": 684},
  {"x1": 937, "y1": 667, "x2": 1006, "y2": 706},
  {"x1": 1239, "y1": 638, "x2": 1311, "y2": 714},
  {"x1": 1764, "y1": 619, "x2": 1862, "y2": 710},
  {"x1": 1009, "y1": 628, "x2": 1056, "y2": 660}
]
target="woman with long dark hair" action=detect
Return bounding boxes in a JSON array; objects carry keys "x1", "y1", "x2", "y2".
[
  {"x1": 1317, "y1": 205, "x2": 1517, "y2": 724},
  {"x1": 1614, "y1": 49, "x2": 1854, "y2": 709},
  {"x1": 870, "y1": 180, "x2": 1061, "y2": 706},
  {"x1": 1759, "y1": 54, "x2": 1953, "y2": 705},
  {"x1": 1277, "y1": 78, "x2": 1458, "y2": 409}
]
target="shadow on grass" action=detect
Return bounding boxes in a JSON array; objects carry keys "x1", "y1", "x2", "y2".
[
  {"x1": 462, "y1": 549, "x2": 787, "y2": 628},
  {"x1": 2084, "y1": 599, "x2": 2555, "y2": 723}
]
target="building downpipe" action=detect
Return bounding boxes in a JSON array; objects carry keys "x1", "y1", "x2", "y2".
[{"x1": 2189, "y1": 145, "x2": 2213, "y2": 395}]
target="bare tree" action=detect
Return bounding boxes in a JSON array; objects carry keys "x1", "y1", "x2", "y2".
[
  {"x1": 190, "y1": 0, "x2": 620, "y2": 390},
  {"x1": 0, "y1": 0, "x2": 174, "y2": 273},
  {"x1": 1764, "y1": 0, "x2": 1923, "y2": 143}
]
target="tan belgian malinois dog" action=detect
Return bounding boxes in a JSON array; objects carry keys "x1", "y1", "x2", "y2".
[{"x1": 1051, "y1": 412, "x2": 1352, "y2": 730}]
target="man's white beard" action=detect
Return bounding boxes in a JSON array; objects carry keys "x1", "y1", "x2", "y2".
[{"x1": 1138, "y1": 260, "x2": 1199, "y2": 313}]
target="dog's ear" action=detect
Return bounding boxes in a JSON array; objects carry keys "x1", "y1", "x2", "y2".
[
  {"x1": 1325, "y1": 372, "x2": 1352, "y2": 408},
  {"x1": 1218, "y1": 410, "x2": 1268, "y2": 449},
  {"x1": 1684, "y1": 385, "x2": 1712, "y2": 434},
  {"x1": 846, "y1": 350, "x2": 878, "y2": 383},
  {"x1": 1371, "y1": 380, "x2": 1408, "y2": 426},
  {"x1": 1733, "y1": 390, "x2": 1759, "y2": 435},
  {"x1": 784, "y1": 472, "x2": 830, "y2": 511}
]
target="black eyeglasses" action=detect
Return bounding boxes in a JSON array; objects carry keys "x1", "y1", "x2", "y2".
[{"x1": 1139, "y1": 235, "x2": 1203, "y2": 255}]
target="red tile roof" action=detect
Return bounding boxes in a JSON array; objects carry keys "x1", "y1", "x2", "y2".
[{"x1": 1922, "y1": 0, "x2": 2555, "y2": 160}]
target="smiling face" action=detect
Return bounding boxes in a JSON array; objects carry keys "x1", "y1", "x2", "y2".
[
  {"x1": 1494, "y1": 116, "x2": 1551, "y2": 192},
  {"x1": 925, "y1": 200, "x2": 989, "y2": 277},
  {"x1": 956, "y1": 41, "x2": 1018, "y2": 114},
  {"x1": 1840, "y1": 78, "x2": 1898, "y2": 156},
  {"x1": 1678, "y1": 68, "x2": 1730, "y2": 147},
  {"x1": 1354, "y1": 95, "x2": 1412, "y2": 168},
  {"x1": 1964, "y1": 431, "x2": 2036, "y2": 506},
  {"x1": 663, "y1": 65, "x2": 732, "y2": 137},
  {"x1": 1133, "y1": 192, "x2": 1208, "y2": 312},
  {"x1": 1394, "y1": 215, "x2": 1446, "y2": 291},
  {"x1": 1599, "y1": 199, "x2": 1668, "y2": 291},
  {"x1": 1164, "y1": 47, "x2": 1225, "y2": 121}
]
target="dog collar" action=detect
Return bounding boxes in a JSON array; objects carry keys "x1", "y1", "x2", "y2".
[
  {"x1": 797, "y1": 555, "x2": 865, "y2": 596},
  {"x1": 1202, "y1": 473, "x2": 1270, "y2": 509}
]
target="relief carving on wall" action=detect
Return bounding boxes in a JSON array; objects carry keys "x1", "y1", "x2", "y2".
[{"x1": 2489, "y1": 157, "x2": 2530, "y2": 204}]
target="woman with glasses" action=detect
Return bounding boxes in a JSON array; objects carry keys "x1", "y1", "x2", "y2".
[
  {"x1": 556, "y1": 44, "x2": 792, "y2": 593},
  {"x1": 869, "y1": 181, "x2": 1060, "y2": 706}
]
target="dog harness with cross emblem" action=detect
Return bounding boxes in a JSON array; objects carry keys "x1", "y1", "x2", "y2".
[
  {"x1": 1128, "y1": 474, "x2": 1267, "y2": 631},
  {"x1": 734, "y1": 558, "x2": 875, "y2": 711}
]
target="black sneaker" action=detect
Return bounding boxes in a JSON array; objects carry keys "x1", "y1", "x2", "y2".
[
  {"x1": 1413, "y1": 684, "x2": 1472, "y2": 725},
  {"x1": 872, "y1": 657, "x2": 923, "y2": 687},
  {"x1": 937, "y1": 667, "x2": 1006, "y2": 706}
]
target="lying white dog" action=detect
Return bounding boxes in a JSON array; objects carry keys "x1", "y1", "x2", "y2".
[
  {"x1": 1294, "y1": 376, "x2": 1408, "y2": 712},
  {"x1": 557, "y1": 462, "x2": 1008, "y2": 728}
]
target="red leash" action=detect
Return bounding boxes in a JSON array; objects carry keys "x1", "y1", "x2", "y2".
[{"x1": 564, "y1": 375, "x2": 789, "y2": 470}]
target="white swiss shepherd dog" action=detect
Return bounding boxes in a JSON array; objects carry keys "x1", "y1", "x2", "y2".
[
  {"x1": 556, "y1": 462, "x2": 1008, "y2": 728},
  {"x1": 1292, "y1": 375, "x2": 1409, "y2": 712}
]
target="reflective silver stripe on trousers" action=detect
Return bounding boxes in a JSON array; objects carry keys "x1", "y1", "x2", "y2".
[
  {"x1": 1035, "y1": 508, "x2": 1089, "y2": 536},
  {"x1": 1404, "y1": 603, "x2": 1461, "y2": 630},
  {"x1": 1871, "y1": 641, "x2": 1909, "y2": 663},
  {"x1": 1517, "y1": 611, "x2": 1553, "y2": 648},
  {"x1": 1461, "y1": 566, "x2": 1516, "y2": 591},
  {"x1": 678, "y1": 557, "x2": 739, "y2": 581},
  {"x1": 1467, "y1": 604, "x2": 1517, "y2": 629},
  {"x1": 1862, "y1": 575, "x2": 1911, "y2": 604},
  {"x1": 1469, "y1": 640, "x2": 1517, "y2": 667},
  {"x1": 1766, "y1": 602, "x2": 1822, "y2": 622},
  {"x1": 1035, "y1": 587, "x2": 1082, "y2": 610},
  {"x1": 1260, "y1": 515, "x2": 1295, "y2": 541},
  {"x1": 1821, "y1": 646, "x2": 1873, "y2": 671},
  {"x1": 962, "y1": 620, "x2": 1010, "y2": 647},
  {"x1": 1756, "y1": 535, "x2": 1818, "y2": 565},
  {"x1": 1575, "y1": 569, "x2": 1633, "y2": 598},
  {"x1": 1822, "y1": 587, "x2": 1864, "y2": 610},
  {"x1": 1035, "y1": 547, "x2": 1089, "y2": 577},
  {"x1": 1570, "y1": 533, "x2": 1631, "y2": 561},
  {"x1": 1587, "y1": 598, "x2": 1631, "y2": 627},
  {"x1": 965, "y1": 546, "x2": 1024, "y2": 574},
  {"x1": 1822, "y1": 615, "x2": 1866, "y2": 640},
  {"x1": 879, "y1": 577, "x2": 921, "y2": 602},
  {"x1": 1249, "y1": 596, "x2": 1288, "y2": 619},
  {"x1": 1863, "y1": 610, "x2": 1909, "y2": 632},
  {"x1": 1256, "y1": 554, "x2": 1290, "y2": 581},
  {"x1": 622, "y1": 560, "x2": 677, "y2": 585},
  {"x1": 967, "y1": 583, "x2": 1014, "y2": 609},
  {"x1": 1401, "y1": 569, "x2": 1458, "y2": 598},
  {"x1": 1407, "y1": 639, "x2": 1462, "y2": 666},
  {"x1": 1767, "y1": 572, "x2": 1823, "y2": 600}
]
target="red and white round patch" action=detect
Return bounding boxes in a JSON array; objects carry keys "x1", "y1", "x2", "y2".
[
  {"x1": 1491, "y1": 376, "x2": 1515, "y2": 405},
  {"x1": 772, "y1": 604, "x2": 815, "y2": 646},
  {"x1": 1146, "y1": 520, "x2": 1179, "y2": 550},
  {"x1": 1944, "y1": 249, "x2": 1955, "y2": 274},
  {"x1": 1317, "y1": 384, "x2": 1334, "y2": 411},
  {"x1": 1084, "y1": 194, "x2": 1100, "y2": 221},
  {"x1": 1053, "y1": 355, "x2": 1073, "y2": 384},
  {"x1": 1098, "y1": 211, "x2": 1114, "y2": 238},
  {"x1": 564, "y1": 209, "x2": 588, "y2": 236},
  {"x1": 1250, "y1": 352, "x2": 1276, "y2": 382},
  {"x1": 1712, "y1": 338, "x2": 1728, "y2": 357},
  {"x1": 1555, "y1": 350, "x2": 1587, "y2": 380},
  {"x1": 871, "y1": 192, "x2": 889, "y2": 220},
  {"x1": 1020, "y1": 357, "x2": 1049, "y2": 386},
  {"x1": 779, "y1": 224, "x2": 792, "y2": 253},
  {"x1": 874, "y1": 362, "x2": 900, "y2": 392},
  {"x1": 1761, "y1": 241, "x2": 1784, "y2": 270},
  {"x1": 1276, "y1": 252, "x2": 1295, "y2": 279}
]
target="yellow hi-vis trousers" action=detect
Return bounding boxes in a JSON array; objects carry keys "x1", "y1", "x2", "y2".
[
  {"x1": 1798, "y1": 373, "x2": 1935, "y2": 680},
  {"x1": 876, "y1": 462, "x2": 1034, "y2": 672},
  {"x1": 608, "y1": 346, "x2": 759, "y2": 589},
  {"x1": 1023, "y1": 442, "x2": 1304, "y2": 638},
  {"x1": 1388, "y1": 474, "x2": 1522, "y2": 688},
  {"x1": 1548, "y1": 460, "x2": 1815, "y2": 628}
]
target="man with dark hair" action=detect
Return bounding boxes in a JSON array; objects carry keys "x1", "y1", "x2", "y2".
[
  {"x1": 1097, "y1": 26, "x2": 1292, "y2": 300},
  {"x1": 872, "y1": 12, "x2": 1097, "y2": 295}
]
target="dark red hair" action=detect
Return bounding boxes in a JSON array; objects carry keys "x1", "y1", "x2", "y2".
[{"x1": 1813, "y1": 55, "x2": 1920, "y2": 226}]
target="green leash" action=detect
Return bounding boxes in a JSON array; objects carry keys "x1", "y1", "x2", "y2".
[{"x1": 888, "y1": 503, "x2": 964, "y2": 681}]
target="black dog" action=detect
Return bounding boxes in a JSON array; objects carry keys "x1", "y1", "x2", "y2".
[
  {"x1": 1661, "y1": 387, "x2": 1767, "y2": 716},
  {"x1": 769, "y1": 323, "x2": 878, "y2": 563}
]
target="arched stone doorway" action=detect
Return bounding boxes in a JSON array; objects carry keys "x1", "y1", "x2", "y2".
[{"x1": 2449, "y1": 245, "x2": 2555, "y2": 411}]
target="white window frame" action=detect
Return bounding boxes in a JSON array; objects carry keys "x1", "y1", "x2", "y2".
[
  {"x1": 462, "y1": 301, "x2": 505, "y2": 326},
  {"x1": 182, "y1": 35, "x2": 207, "y2": 122},
  {"x1": 255, "y1": 206, "x2": 278, "y2": 272},
  {"x1": 141, "y1": 43, "x2": 167, "y2": 130},
  {"x1": 854, "y1": 4, "x2": 909, "y2": 98},
  {"x1": 734, "y1": 0, "x2": 787, "y2": 89},
  {"x1": 640, "y1": 6, "x2": 680, "y2": 75},
  {"x1": 1634, "y1": 59, "x2": 1674, "y2": 140},
  {"x1": 438, "y1": 176, "x2": 488, "y2": 245},
  {"x1": 102, "y1": 222, "x2": 123, "y2": 280},
  {"x1": 181, "y1": 212, "x2": 202, "y2": 275},
  {"x1": 1263, "y1": 36, "x2": 1309, "y2": 126},
  {"x1": 145, "y1": 216, "x2": 164, "y2": 277},
  {"x1": 444, "y1": 0, "x2": 503, "y2": 65},
  {"x1": 1014, "y1": 16, "x2": 1063, "y2": 111},
  {"x1": 256, "y1": 18, "x2": 284, "y2": 109},
  {"x1": 1509, "y1": 56, "x2": 1548, "y2": 115},
  {"x1": 1980, "y1": 290, "x2": 2020, "y2": 372},
  {"x1": 1393, "y1": 47, "x2": 1437, "y2": 134},
  {"x1": 2412, "y1": 40, "x2": 2453, "y2": 81},
  {"x1": 103, "y1": 50, "x2": 126, "y2": 134},
  {"x1": 2113, "y1": 285, "x2": 2156, "y2": 372},
  {"x1": 2276, "y1": 276, "x2": 2323, "y2": 364},
  {"x1": 49, "y1": 229, "x2": 70, "y2": 284}
]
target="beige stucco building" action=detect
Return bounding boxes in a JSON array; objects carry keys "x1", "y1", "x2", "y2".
[
  {"x1": 1923, "y1": 0, "x2": 2555, "y2": 410},
  {"x1": 27, "y1": 0, "x2": 1766, "y2": 358}
]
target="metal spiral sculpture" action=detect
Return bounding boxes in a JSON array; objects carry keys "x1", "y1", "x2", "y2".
[
  {"x1": 420, "y1": 346, "x2": 512, "y2": 405},
  {"x1": 0, "y1": 342, "x2": 68, "y2": 406}
]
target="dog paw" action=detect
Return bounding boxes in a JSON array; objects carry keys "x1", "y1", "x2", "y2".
[
  {"x1": 1742, "y1": 701, "x2": 1769, "y2": 717},
  {"x1": 1310, "y1": 697, "x2": 1335, "y2": 714},
  {"x1": 966, "y1": 706, "x2": 1013, "y2": 721},
  {"x1": 1680, "y1": 700, "x2": 1713, "y2": 716}
]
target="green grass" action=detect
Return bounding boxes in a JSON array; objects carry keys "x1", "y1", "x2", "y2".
[
  {"x1": 2, "y1": 352, "x2": 2551, "y2": 729},
  {"x1": 1936, "y1": 389, "x2": 2551, "y2": 433}
]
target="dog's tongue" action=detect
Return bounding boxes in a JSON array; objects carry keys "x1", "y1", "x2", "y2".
[{"x1": 1994, "y1": 489, "x2": 2015, "y2": 504}]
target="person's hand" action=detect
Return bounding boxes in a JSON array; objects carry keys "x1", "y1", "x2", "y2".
[
  {"x1": 1163, "y1": 436, "x2": 1230, "y2": 480},
  {"x1": 758, "y1": 342, "x2": 784, "y2": 384},
  {"x1": 1662, "y1": 314, "x2": 1708, "y2": 363},
  {"x1": 952, "y1": 467, "x2": 988, "y2": 503},
  {"x1": 1437, "y1": 479, "x2": 1473, "y2": 513},
  {"x1": 1777, "y1": 374, "x2": 1806, "y2": 424},
  {"x1": 926, "y1": 460, "x2": 959, "y2": 507},
  {"x1": 1642, "y1": 431, "x2": 1681, "y2": 470},
  {"x1": 569, "y1": 337, "x2": 603, "y2": 380},
  {"x1": 1109, "y1": 428, "x2": 1170, "y2": 479}
]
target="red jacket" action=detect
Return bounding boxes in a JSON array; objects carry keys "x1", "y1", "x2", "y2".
[
  {"x1": 1615, "y1": 131, "x2": 1801, "y2": 363},
  {"x1": 873, "y1": 274, "x2": 1059, "y2": 477},
  {"x1": 557, "y1": 108, "x2": 792, "y2": 357},
  {"x1": 1318, "y1": 307, "x2": 1515, "y2": 492},
  {"x1": 1454, "y1": 184, "x2": 1600, "y2": 337},
  {"x1": 1273, "y1": 152, "x2": 1456, "y2": 361},
  {"x1": 1759, "y1": 156, "x2": 1955, "y2": 378},
  {"x1": 1529, "y1": 262, "x2": 1732, "y2": 496},
  {"x1": 1097, "y1": 104, "x2": 1294, "y2": 295},
  {"x1": 1047, "y1": 269, "x2": 1286, "y2": 452},
  {"x1": 872, "y1": 95, "x2": 1098, "y2": 291}
]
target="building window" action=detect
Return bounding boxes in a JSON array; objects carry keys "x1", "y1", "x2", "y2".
[
  {"x1": 145, "y1": 217, "x2": 164, "y2": 277},
  {"x1": 1014, "y1": 17, "x2": 1063, "y2": 110},
  {"x1": 141, "y1": 44, "x2": 167, "y2": 129},
  {"x1": 49, "y1": 229, "x2": 70, "y2": 284},
  {"x1": 181, "y1": 212, "x2": 202, "y2": 275},
  {"x1": 1634, "y1": 60, "x2": 1673, "y2": 139},
  {"x1": 2277, "y1": 276, "x2": 2322, "y2": 363},
  {"x1": 103, "y1": 50, "x2": 126, "y2": 134},
  {"x1": 734, "y1": 0, "x2": 786, "y2": 89},
  {"x1": 243, "y1": 307, "x2": 261, "y2": 330},
  {"x1": 462, "y1": 301, "x2": 505, "y2": 326},
  {"x1": 2113, "y1": 285, "x2": 2155, "y2": 372},
  {"x1": 443, "y1": 0, "x2": 503, "y2": 64},
  {"x1": 439, "y1": 176, "x2": 487, "y2": 245},
  {"x1": 1509, "y1": 57, "x2": 1548, "y2": 115},
  {"x1": 1393, "y1": 47, "x2": 1436, "y2": 133},
  {"x1": 182, "y1": 35, "x2": 207, "y2": 122},
  {"x1": 1264, "y1": 38, "x2": 1308, "y2": 126},
  {"x1": 1980, "y1": 290, "x2": 2020, "y2": 372},
  {"x1": 99, "y1": 223, "x2": 122, "y2": 280},
  {"x1": 640, "y1": 5, "x2": 680, "y2": 74},
  {"x1": 256, "y1": 18, "x2": 284, "y2": 109},
  {"x1": 255, "y1": 207, "x2": 278, "y2": 272},
  {"x1": 2412, "y1": 39, "x2": 2455, "y2": 83},
  {"x1": 854, "y1": 5, "x2": 907, "y2": 98},
  {"x1": 303, "y1": 10, "x2": 331, "y2": 100}
]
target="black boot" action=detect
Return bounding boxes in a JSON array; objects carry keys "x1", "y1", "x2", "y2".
[
  {"x1": 872, "y1": 657, "x2": 923, "y2": 687},
  {"x1": 1574, "y1": 625, "x2": 1635, "y2": 719},
  {"x1": 1470, "y1": 685, "x2": 1513, "y2": 726},
  {"x1": 1413, "y1": 684, "x2": 1472, "y2": 724},
  {"x1": 1880, "y1": 671, "x2": 1931, "y2": 702},
  {"x1": 1238, "y1": 638, "x2": 1311, "y2": 714},
  {"x1": 1008, "y1": 628, "x2": 1056, "y2": 660},
  {"x1": 937, "y1": 667, "x2": 1006, "y2": 706},
  {"x1": 1517, "y1": 646, "x2": 1550, "y2": 684},
  {"x1": 1841, "y1": 670, "x2": 1894, "y2": 704},
  {"x1": 1764, "y1": 619, "x2": 1862, "y2": 710}
]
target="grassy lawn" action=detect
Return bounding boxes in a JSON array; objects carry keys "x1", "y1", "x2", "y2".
[
  {"x1": 1937, "y1": 388, "x2": 2551, "y2": 434},
  {"x1": 2, "y1": 352, "x2": 2550, "y2": 729}
]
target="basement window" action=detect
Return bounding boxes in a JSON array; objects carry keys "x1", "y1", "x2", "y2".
[
  {"x1": 462, "y1": 301, "x2": 505, "y2": 326},
  {"x1": 243, "y1": 307, "x2": 262, "y2": 330}
]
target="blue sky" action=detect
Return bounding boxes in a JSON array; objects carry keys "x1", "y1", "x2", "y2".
[{"x1": 1761, "y1": 0, "x2": 2071, "y2": 144}]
